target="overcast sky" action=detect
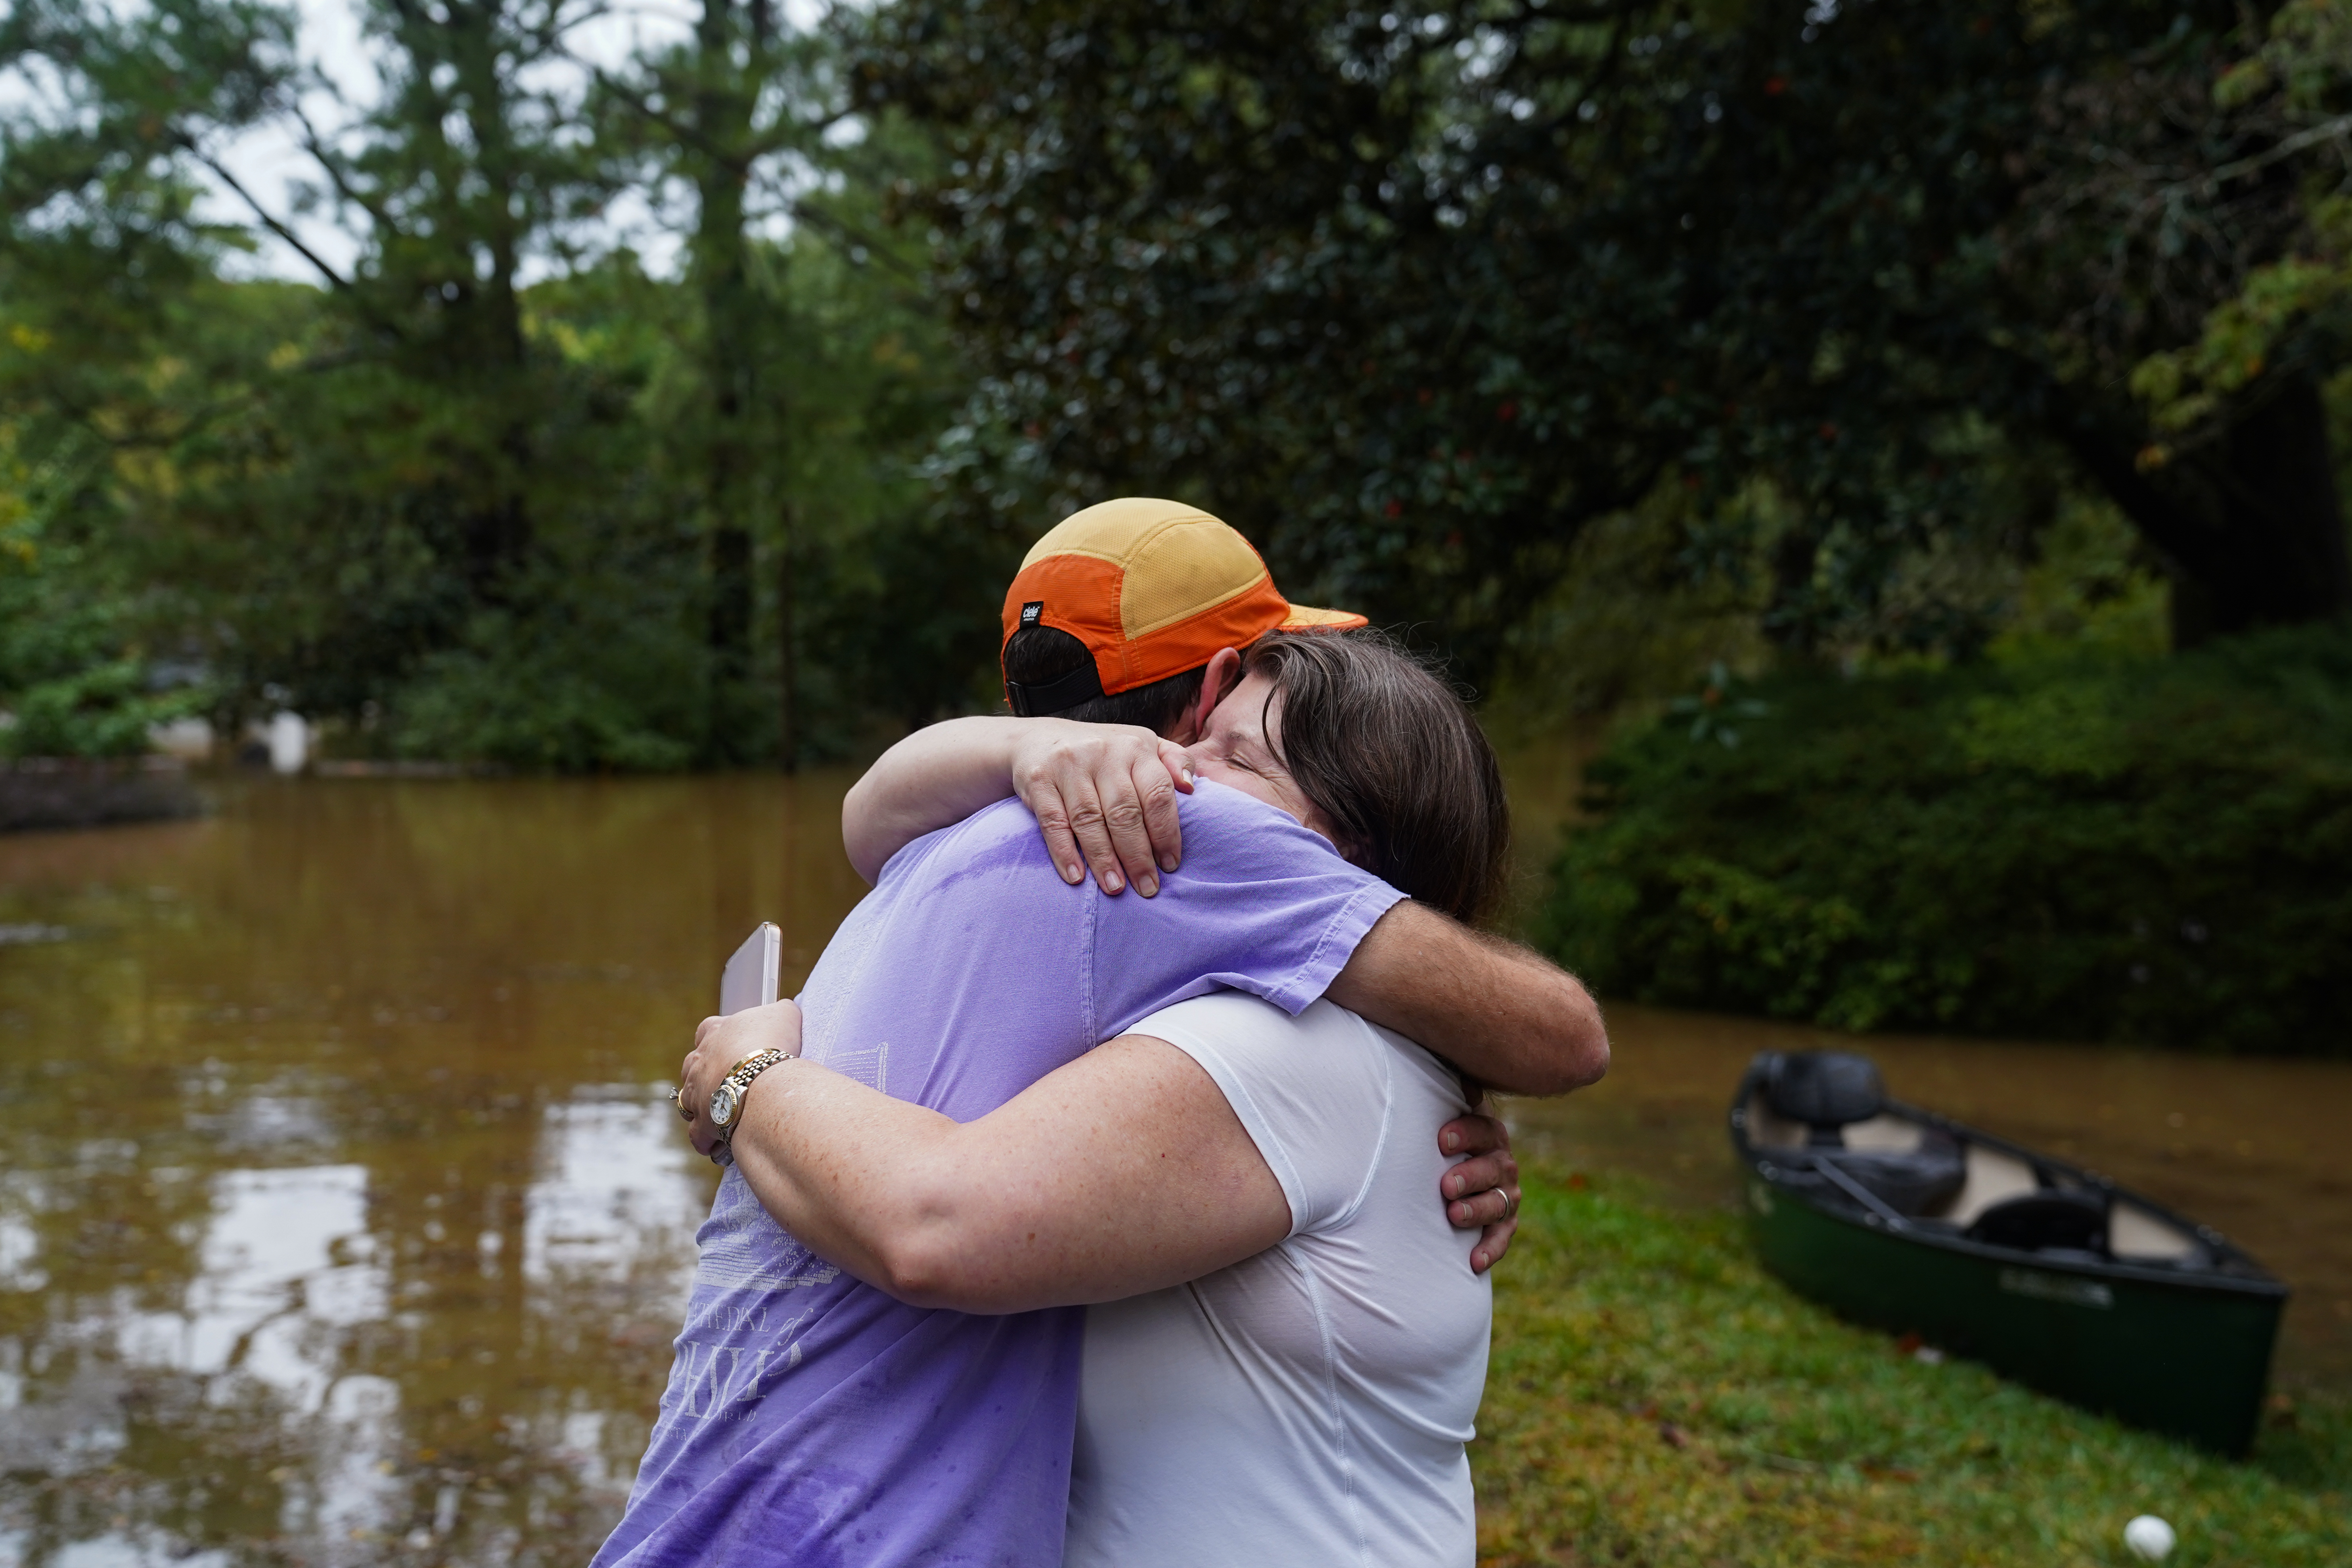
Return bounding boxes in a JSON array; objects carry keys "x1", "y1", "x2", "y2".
[
  {"x1": 205, "y1": 0, "x2": 837, "y2": 288},
  {"x1": 0, "y1": 0, "x2": 844, "y2": 285},
  {"x1": 203, "y1": 0, "x2": 703, "y2": 283}
]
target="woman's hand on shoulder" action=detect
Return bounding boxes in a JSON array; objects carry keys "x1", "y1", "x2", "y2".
[{"x1": 1009, "y1": 720, "x2": 1193, "y2": 897}]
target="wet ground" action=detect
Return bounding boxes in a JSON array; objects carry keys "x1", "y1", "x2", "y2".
[{"x1": 1, "y1": 772, "x2": 2345, "y2": 1568}]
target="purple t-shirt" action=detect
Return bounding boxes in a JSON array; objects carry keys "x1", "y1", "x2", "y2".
[{"x1": 594, "y1": 780, "x2": 1405, "y2": 1568}]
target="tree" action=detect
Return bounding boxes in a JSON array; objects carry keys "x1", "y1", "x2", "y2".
[
  {"x1": 862, "y1": 0, "x2": 2352, "y2": 668},
  {"x1": 0, "y1": 0, "x2": 294, "y2": 741},
  {"x1": 590, "y1": 3, "x2": 854, "y2": 764},
  {"x1": 1, "y1": 0, "x2": 714, "y2": 764}
]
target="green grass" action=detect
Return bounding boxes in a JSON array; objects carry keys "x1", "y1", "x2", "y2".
[{"x1": 1475, "y1": 1164, "x2": 2351, "y2": 1566}]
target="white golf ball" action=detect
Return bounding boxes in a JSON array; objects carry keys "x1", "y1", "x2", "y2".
[{"x1": 2123, "y1": 1514, "x2": 2176, "y2": 1562}]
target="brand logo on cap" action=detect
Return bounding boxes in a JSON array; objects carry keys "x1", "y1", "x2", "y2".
[{"x1": 1019, "y1": 601, "x2": 1044, "y2": 627}]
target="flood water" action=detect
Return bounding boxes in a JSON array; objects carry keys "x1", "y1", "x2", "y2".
[{"x1": 2, "y1": 772, "x2": 2347, "y2": 1568}]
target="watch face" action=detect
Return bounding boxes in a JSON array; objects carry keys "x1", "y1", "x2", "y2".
[{"x1": 709, "y1": 1084, "x2": 739, "y2": 1128}]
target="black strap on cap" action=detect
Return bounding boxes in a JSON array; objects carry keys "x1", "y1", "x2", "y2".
[
  {"x1": 1004, "y1": 602, "x2": 1108, "y2": 716},
  {"x1": 1005, "y1": 659, "x2": 1105, "y2": 717}
]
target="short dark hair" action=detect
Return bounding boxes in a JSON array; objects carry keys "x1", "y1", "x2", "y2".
[
  {"x1": 1246, "y1": 630, "x2": 1511, "y2": 926},
  {"x1": 1002, "y1": 624, "x2": 1207, "y2": 735}
]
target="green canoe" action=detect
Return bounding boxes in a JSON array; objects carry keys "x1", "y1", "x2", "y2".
[{"x1": 1730, "y1": 1050, "x2": 2288, "y2": 1456}]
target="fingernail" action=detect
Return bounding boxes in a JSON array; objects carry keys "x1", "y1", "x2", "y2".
[
  {"x1": 1138, "y1": 875, "x2": 1157, "y2": 897},
  {"x1": 1103, "y1": 871, "x2": 1123, "y2": 893},
  {"x1": 1160, "y1": 852, "x2": 1178, "y2": 872},
  {"x1": 1063, "y1": 862, "x2": 1082, "y2": 884},
  {"x1": 1443, "y1": 1131, "x2": 1460, "y2": 1152},
  {"x1": 1181, "y1": 767, "x2": 1194, "y2": 785}
]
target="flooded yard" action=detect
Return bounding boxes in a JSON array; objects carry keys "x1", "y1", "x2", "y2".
[{"x1": 1, "y1": 773, "x2": 2345, "y2": 1568}]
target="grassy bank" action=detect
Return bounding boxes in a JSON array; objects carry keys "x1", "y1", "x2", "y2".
[{"x1": 1475, "y1": 1166, "x2": 2350, "y2": 1566}]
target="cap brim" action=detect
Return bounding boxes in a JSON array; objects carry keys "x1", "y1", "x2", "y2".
[{"x1": 1276, "y1": 603, "x2": 1369, "y2": 631}]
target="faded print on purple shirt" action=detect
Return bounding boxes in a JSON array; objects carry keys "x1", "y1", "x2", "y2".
[{"x1": 592, "y1": 781, "x2": 1404, "y2": 1568}]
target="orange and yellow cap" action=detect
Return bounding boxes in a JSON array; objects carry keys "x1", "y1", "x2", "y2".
[{"x1": 1001, "y1": 498, "x2": 1366, "y2": 713}]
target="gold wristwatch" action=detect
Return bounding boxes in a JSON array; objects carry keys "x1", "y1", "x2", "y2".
[{"x1": 707, "y1": 1047, "x2": 789, "y2": 1165}]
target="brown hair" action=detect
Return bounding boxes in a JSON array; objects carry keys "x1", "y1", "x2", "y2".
[{"x1": 1246, "y1": 630, "x2": 1511, "y2": 926}]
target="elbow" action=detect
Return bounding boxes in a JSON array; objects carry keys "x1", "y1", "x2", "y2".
[
  {"x1": 1568, "y1": 1019, "x2": 1610, "y2": 1091},
  {"x1": 1509, "y1": 986, "x2": 1611, "y2": 1097},
  {"x1": 839, "y1": 785, "x2": 886, "y2": 884},
  {"x1": 870, "y1": 1226, "x2": 1001, "y2": 1314},
  {"x1": 1554, "y1": 988, "x2": 1611, "y2": 1092}
]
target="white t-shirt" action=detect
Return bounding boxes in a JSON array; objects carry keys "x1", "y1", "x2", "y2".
[{"x1": 1063, "y1": 992, "x2": 1493, "y2": 1568}]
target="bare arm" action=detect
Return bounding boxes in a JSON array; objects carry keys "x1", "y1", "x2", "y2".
[
  {"x1": 842, "y1": 717, "x2": 1191, "y2": 894},
  {"x1": 686, "y1": 1003, "x2": 1290, "y2": 1314},
  {"x1": 1328, "y1": 901, "x2": 1609, "y2": 1098}
]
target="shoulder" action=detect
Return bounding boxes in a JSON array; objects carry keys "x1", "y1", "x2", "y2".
[
  {"x1": 1128, "y1": 995, "x2": 1404, "y2": 1229},
  {"x1": 1153, "y1": 780, "x2": 1381, "y2": 894},
  {"x1": 1137, "y1": 997, "x2": 1469, "y2": 1137},
  {"x1": 1136, "y1": 990, "x2": 1373, "y2": 1059},
  {"x1": 874, "y1": 795, "x2": 1056, "y2": 888},
  {"x1": 1132, "y1": 996, "x2": 1391, "y2": 1105},
  {"x1": 1173, "y1": 778, "x2": 1330, "y2": 844}
]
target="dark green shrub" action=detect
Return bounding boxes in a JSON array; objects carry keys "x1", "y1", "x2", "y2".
[
  {"x1": 2, "y1": 660, "x2": 199, "y2": 760},
  {"x1": 1535, "y1": 627, "x2": 2352, "y2": 1053}
]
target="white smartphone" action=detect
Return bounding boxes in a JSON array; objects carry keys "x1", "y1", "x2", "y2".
[{"x1": 720, "y1": 922, "x2": 782, "y2": 1017}]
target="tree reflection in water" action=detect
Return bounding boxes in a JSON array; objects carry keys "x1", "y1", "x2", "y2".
[{"x1": 0, "y1": 774, "x2": 865, "y2": 1568}]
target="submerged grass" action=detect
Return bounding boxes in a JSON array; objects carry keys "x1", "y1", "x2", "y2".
[{"x1": 1475, "y1": 1165, "x2": 2350, "y2": 1567}]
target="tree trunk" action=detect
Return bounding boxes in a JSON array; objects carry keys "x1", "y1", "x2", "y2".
[
  {"x1": 2060, "y1": 374, "x2": 2352, "y2": 646},
  {"x1": 692, "y1": 0, "x2": 764, "y2": 763},
  {"x1": 777, "y1": 502, "x2": 798, "y2": 773},
  {"x1": 464, "y1": 1, "x2": 530, "y2": 595}
]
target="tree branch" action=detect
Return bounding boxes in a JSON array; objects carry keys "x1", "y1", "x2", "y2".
[
  {"x1": 2204, "y1": 111, "x2": 2352, "y2": 189},
  {"x1": 177, "y1": 136, "x2": 353, "y2": 291},
  {"x1": 287, "y1": 99, "x2": 397, "y2": 235}
]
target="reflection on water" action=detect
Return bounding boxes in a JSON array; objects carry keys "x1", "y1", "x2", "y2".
[
  {"x1": 2, "y1": 772, "x2": 2348, "y2": 1568},
  {"x1": 0, "y1": 776, "x2": 864, "y2": 1568}
]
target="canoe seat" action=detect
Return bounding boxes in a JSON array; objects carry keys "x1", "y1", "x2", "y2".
[
  {"x1": 1795, "y1": 1134, "x2": 1968, "y2": 1217},
  {"x1": 1752, "y1": 1052, "x2": 1966, "y2": 1217},
  {"x1": 1963, "y1": 1189, "x2": 2107, "y2": 1255},
  {"x1": 1761, "y1": 1051, "x2": 1886, "y2": 1141}
]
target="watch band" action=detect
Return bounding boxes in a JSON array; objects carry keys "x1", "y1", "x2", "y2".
[{"x1": 707, "y1": 1047, "x2": 790, "y2": 1166}]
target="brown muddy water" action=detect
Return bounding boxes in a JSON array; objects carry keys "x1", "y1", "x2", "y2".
[{"x1": 1, "y1": 772, "x2": 2347, "y2": 1568}]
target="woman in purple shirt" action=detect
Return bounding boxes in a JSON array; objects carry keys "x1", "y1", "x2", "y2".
[{"x1": 676, "y1": 631, "x2": 1586, "y2": 1564}]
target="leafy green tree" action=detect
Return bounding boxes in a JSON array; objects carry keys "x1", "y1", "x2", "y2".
[
  {"x1": 589, "y1": 3, "x2": 862, "y2": 762},
  {"x1": 0, "y1": 0, "x2": 716, "y2": 766},
  {"x1": 772, "y1": 120, "x2": 998, "y2": 737},
  {"x1": 0, "y1": 0, "x2": 289, "y2": 747},
  {"x1": 863, "y1": 0, "x2": 2352, "y2": 670},
  {"x1": 0, "y1": 0, "x2": 990, "y2": 770}
]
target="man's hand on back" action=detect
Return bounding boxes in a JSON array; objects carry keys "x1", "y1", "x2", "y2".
[{"x1": 1439, "y1": 1108, "x2": 1521, "y2": 1273}]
